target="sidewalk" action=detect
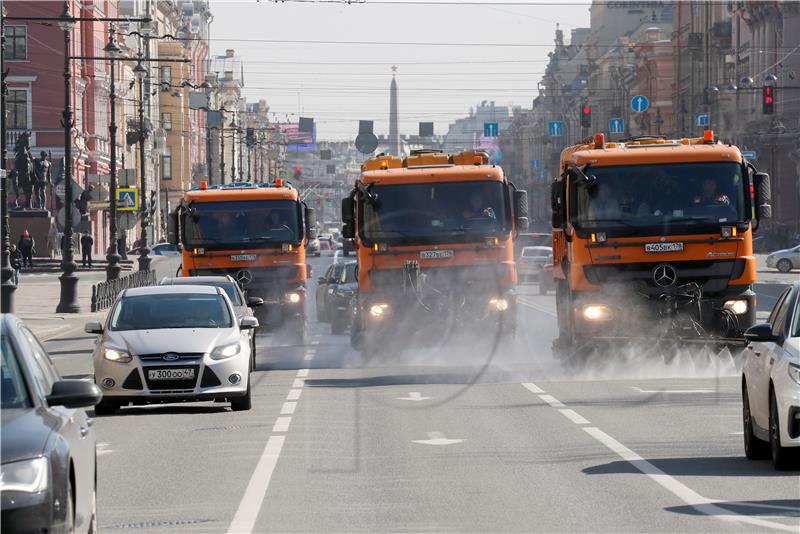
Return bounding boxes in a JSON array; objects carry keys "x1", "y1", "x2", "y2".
[{"x1": 14, "y1": 256, "x2": 180, "y2": 341}]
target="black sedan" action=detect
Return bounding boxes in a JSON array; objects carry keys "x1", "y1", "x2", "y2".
[
  {"x1": 315, "y1": 261, "x2": 357, "y2": 334},
  {"x1": 1, "y1": 314, "x2": 102, "y2": 533}
]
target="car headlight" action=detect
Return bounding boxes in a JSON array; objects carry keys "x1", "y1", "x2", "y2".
[
  {"x1": 210, "y1": 342, "x2": 241, "y2": 360},
  {"x1": 369, "y1": 304, "x2": 389, "y2": 317},
  {"x1": 582, "y1": 304, "x2": 612, "y2": 321},
  {"x1": 724, "y1": 299, "x2": 749, "y2": 315},
  {"x1": 489, "y1": 297, "x2": 509, "y2": 311},
  {"x1": 103, "y1": 348, "x2": 132, "y2": 363},
  {"x1": 285, "y1": 292, "x2": 301, "y2": 304},
  {"x1": 0, "y1": 457, "x2": 49, "y2": 493},
  {"x1": 789, "y1": 363, "x2": 800, "y2": 386}
]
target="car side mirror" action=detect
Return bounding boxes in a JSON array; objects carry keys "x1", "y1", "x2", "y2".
[
  {"x1": 240, "y1": 316, "x2": 259, "y2": 330},
  {"x1": 247, "y1": 297, "x2": 264, "y2": 308},
  {"x1": 84, "y1": 321, "x2": 103, "y2": 334},
  {"x1": 47, "y1": 380, "x2": 102, "y2": 409},
  {"x1": 744, "y1": 323, "x2": 779, "y2": 343},
  {"x1": 318, "y1": 276, "x2": 328, "y2": 283}
]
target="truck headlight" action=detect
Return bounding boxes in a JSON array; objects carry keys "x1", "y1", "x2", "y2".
[
  {"x1": 489, "y1": 297, "x2": 509, "y2": 311},
  {"x1": 104, "y1": 348, "x2": 132, "y2": 363},
  {"x1": 789, "y1": 363, "x2": 800, "y2": 386},
  {"x1": 0, "y1": 457, "x2": 49, "y2": 493},
  {"x1": 210, "y1": 342, "x2": 241, "y2": 360},
  {"x1": 369, "y1": 304, "x2": 389, "y2": 317},
  {"x1": 285, "y1": 292, "x2": 301, "y2": 304},
  {"x1": 724, "y1": 299, "x2": 748, "y2": 315},
  {"x1": 582, "y1": 304, "x2": 612, "y2": 321}
]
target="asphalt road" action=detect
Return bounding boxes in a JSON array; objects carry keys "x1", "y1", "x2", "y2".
[{"x1": 37, "y1": 254, "x2": 800, "y2": 533}]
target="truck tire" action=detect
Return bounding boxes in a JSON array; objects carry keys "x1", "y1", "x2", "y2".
[{"x1": 331, "y1": 314, "x2": 346, "y2": 335}]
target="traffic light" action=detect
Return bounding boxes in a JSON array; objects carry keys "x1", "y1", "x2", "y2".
[
  {"x1": 762, "y1": 86, "x2": 775, "y2": 114},
  {"x1": 580, "y1": 100, "x2": 592, "y2": 128},
  {"x1": 292, "y1": 166, "x2": 302, "y2": 180}
]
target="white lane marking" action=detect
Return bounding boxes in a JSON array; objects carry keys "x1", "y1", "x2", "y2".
[
  {"x1": 411, "y1": 431, "x2": 464, "y2": 446},
  {"x1": 303, "y1": 352, "x2": 315, "y2": 361},
  {"x1": 729, "y1": 431, "x2": 744, "y2": 436},
  {"x1": 96, "y1": 442, "x2": 113, "y2": 456},
  {"x1": 292, "y1": 378, "x2": 305, "y2": 388},
  {"x1": 633, "y1": 387, "x2": 715, "y2": 394},
  {"x1": 296, "y1": 369, "x2": 309, "y2": 378},
  {"x1": 311, "y1": 340, "x2": 320, "y2": 345},
  {"x1": 397, "y1": 392, "x2": 431, "y2": 401},
  {"x1": 522, "y1": 382, "x2": 545, "y2": 394},
  {"x1": 272, "y1": 416, "x2": 292, "y2": 432},
  {"x1": 286, "y1": 388, "x2": 302, "y2": 401},
  {"x1": 538, "y1": 394, "x2": 565, "y2": 408},
  {"x1": 226, "y1": 435, "x2": 286, "y2": 534},
  {"x1": 583, "y1": 427, "x2": 797, "y2": 532},
  {"x1": 559, "y1": 408, "x2": 590, "y2": 425},
  {"x1": 280, "y1": 402, "x2": 297, "y2": 415},
  {"x1": 516, "y1": 298, "x2": 557, "y2": 317}
]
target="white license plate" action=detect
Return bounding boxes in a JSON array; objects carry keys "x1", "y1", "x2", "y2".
[
  {"x1": 645, "y1": 242, "x2": 684, "y2": 253},
  {"x1": 420, "y1": 249, "x2": 454, "y2": 259},
  {"x1": 231, "y1": 254, "x2": 257, "y2": 262},
  {"x1": 148, "y1": 368, "x2": 195, "y2": 381}
]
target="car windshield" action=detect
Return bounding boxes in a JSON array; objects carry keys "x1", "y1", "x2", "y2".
[
  {"x1": 1, "y1": 336, "x2": 32, "y2": 409},
  {"x1": 343, "y1": 263, "x2": 357, "y2": 283},
  {"x1": 793, "y1": 296, "x2": 800, "y2": 338},
  {"x1": 110, "y1": 294, "x2": 233, "y2": 330},
  {"x1": 184, "y1": 200, "x2": 301, "y2": 248},
  {"x1": 574, "y1": 162, "x2": 746, "y2": 231},
  {"x1": 362, "y1": 180, "x2": 509, "y2": 244},
  {"x1": 170, "y1": 282, "x2": 242, "y2": 305}
]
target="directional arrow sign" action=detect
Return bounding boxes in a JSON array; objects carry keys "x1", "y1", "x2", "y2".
[
  {"x1": 609, "y1": 118, "x2": 624, "y2": 134},
  {"x1": 397, "y1": 392, "x2": 432, "y2": 402},
  {"x1": 412, "y1": 432, "x2": 464, "y2": 446},
  {"x1": 631, "y1": 95, "x2": 649, "y2": 113}
]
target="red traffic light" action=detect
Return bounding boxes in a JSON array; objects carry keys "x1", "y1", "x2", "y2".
[
  {"x1": 762, "y1": 86, "x2": 775, "y2": 114},
  {"x1": 582, "y1": 105, "x2": 591, "y2": 115}
]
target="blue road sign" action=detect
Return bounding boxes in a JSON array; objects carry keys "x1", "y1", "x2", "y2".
[
  {"x1": 548, "y1": 121, "x2": 564, "y2": 137},
  {"x1": 741, "y1": 150, "x2": 757, "y2": 160},
  {"x1": 531, "y1": 159, "x2": 540, "y2": 169},
  {"x1": 631, "y1": 95, "x2": 649, "y2": 113},
  {"x1": 483, "y1": 122, "x2": 499, "y2": 137},
  {"x1": 609, "y1": 118, "x2": 624, "y2": 134},
  {"x1": 117, "y1": 188, "x2": 138, "y2": 211},
  {"x1": 695, "y1": 113, "x2": 710, "y2": 127}
]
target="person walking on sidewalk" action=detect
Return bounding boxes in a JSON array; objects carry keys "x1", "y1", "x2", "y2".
[
  {"x1": 9, "y1": 244, "x2": 22, "y2": 285},
  {"x1": 17, "y1": 230, "x2": 35, "y2": 269},
  {"x1": 80, "y1": 233, "x2": 94, "y2": 268}
]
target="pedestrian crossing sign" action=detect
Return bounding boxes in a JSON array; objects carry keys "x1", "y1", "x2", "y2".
[{"x1": 117, "y1": 188, "x2": 139, "y2": 211}]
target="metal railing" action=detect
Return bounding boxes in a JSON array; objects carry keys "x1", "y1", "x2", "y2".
[{"x1": 90, "y1": 269, "x2": 156, "y2": 312}]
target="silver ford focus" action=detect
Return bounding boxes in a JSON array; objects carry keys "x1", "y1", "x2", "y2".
[{"x1": 86, "y1": 285, "x2": 258, "y2": 415}]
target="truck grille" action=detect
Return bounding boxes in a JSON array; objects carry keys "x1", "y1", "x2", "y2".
[
  {"x1": 370, "y1": 264, "x2": 508, "y2": 291},
  {"x1": 583, "y1": 259, "x2": 745, "y2": 294}
]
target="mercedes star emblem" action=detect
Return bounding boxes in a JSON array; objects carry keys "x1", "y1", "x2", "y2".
[
  {"x1": 236, "y1": 269, "x2": 254, "y2": 286},
  {"x1": 652, "y1": 264, "x2": 677, "y2": 287},
  {"x1": 162, "y1": 353, "x2": 180, "y2": 362}
]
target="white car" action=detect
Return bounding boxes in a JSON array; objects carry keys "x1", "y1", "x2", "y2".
[
  {"x1": 517, "y1": 246, "x2": 553, "y2": 283},
  {"x1": 766, "y1": 244, "x2": 800, "y2": 273},
  {"x1": 741, "y1": 281, "x2": 800, "y2": 469},
  {"x1": 149, "y1": 243, "x2": 181, "y2": 257},
  {"x1": 86, "y1": 285, "x2": 258, "y2": 415}
]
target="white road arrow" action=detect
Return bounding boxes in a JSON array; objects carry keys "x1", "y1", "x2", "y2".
[
  {"x1": 397, "y1": 392, "x2": 431, "y2": 402},
  {"x1": 412, "y1": 432, "x2": 464, "y2": 446}
]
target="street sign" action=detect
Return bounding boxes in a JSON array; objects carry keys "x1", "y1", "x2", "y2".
[
  {"x1": 117, "y1": 188, "x2": 138, "y2": 211},
  {"x1": 531, "y1": 159, "x2": 540, "y2": 169},
  {"x1": 609, "y1": 118, "x2": 624, "y2": 134},
  {"x1": 741, "y1": 150, "x2": 757, "y2": 160},
  {"x1": 695, "y1": 113, "x2": 710, "y2": 127},
  {"x1": 56, "y1": 206, "x2": 82, "y2": 227},
  {"x1": 631, "y1": 95, "x2": 649, "y2": 113},
  {"x1": 483, "y1": 122, "x2": 499, "y2": 137},
  {"x1": 548, "y1": 121, "x2": 564, "y2": 137},
  {"x1": 55, "y1": 178, "x2": 83, "y2": 201}
]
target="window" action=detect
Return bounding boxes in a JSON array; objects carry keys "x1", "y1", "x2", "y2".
[
  {"x1": 161, "y1": 112, "x2": 172, "y2": 131},
  {"x1": 8, "y1": 90, "x2": 28, "y2": 129},
  {"x1": 19, "y1": 327, "x2": 59, "y2": 397},
  {"x1": 160, "y1": 66, "x2": 172, "y2": 85},
  {"x1": 4, "y1": 26, "x2": 27, "y2": 60},
  {"x1": 162, "y1": 146, "x2": 172, "y2": 180}
]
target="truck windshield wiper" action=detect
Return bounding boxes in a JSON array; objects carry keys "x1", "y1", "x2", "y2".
[{"x1": 584, "y1": 218, "x2": 635, "y2": 227}]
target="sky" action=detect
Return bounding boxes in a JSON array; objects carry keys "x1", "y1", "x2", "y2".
[{"x1": 209, "y1": 0, "x2": 591, "y2": 141}]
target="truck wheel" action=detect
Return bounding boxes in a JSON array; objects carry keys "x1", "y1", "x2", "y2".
[
  {"x1": 331, "y1": 315, "x2": 346, "y2": 335},
  {"x1": 742, "y1": 383, "x2": 769, "y2": 460},
  {"x1": 777, "y1": 258, "x2": 793, "y2": 273},
  {"x1": 291, "y1": 318, "x2": 308, "y2": 345},
  {"x1": 554, "y1": 280, "x2": 576, "y2": 354}
]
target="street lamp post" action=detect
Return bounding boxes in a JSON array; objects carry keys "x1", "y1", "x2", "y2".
[
  {"x1": 133, "y1": 55, "x2": 151, "y2": 271},
  {"x1": 104, "y1": 26, "x2": 122, "y2": 280},
  {"x1": 230, "y1": 117, "x2": 237, "y2": 182},
  {"x1": 56, "y1": 2, "x2": 80, "y2": 313},
  {"x1": 220, "y1": 110, "x2": 226, "y2": 183},
  {"x1": 1, "y1": 12, "x2": 17, "y2": 313}
]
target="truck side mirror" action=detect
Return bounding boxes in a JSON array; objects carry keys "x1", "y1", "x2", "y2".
[
  {"x1": 551, "y1": 180, "x2": 566, "y2": 228},
  {"x1": 305, "y1": 206, "x2": 318, "y2": 239},
  {"x1": 754, "y1": 172, "x2": 772, "y2": 220},
  {"x1": 342, "y1": 222, "x2": 355, "y2": 240},
  {"x1": 169, "y1": 208, "x2": 179, "y2": 245},
  {"x1": 513, "y1": 189, "x2": 529, "y2": 231},
  {"x1": 341, "y1": 197, "x2": 355, "y2": 224}
]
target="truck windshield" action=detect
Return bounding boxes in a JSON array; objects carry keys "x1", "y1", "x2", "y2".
[
  {"x1": 574, "y1": 162, "x2": 746, "y2": 231},
  {"x1": 362, "y1": 180, "x2": 509, "y2": 244},
  {"x1": 184, "y1": 200, "x2": 301, "y2": 248}
]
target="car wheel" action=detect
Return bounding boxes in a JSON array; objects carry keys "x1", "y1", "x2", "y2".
[
  {"x1": 250, "y1": 339, "x2": 256, "y2": 372},
  {"x1": 231, "y1": 378, "x2": 252, "y2": 412},
  {"x1": 777, "y1": 258, "x2": 793, "y2": 273},
  {"x1": 93, "y1": 400, "x2": 118, "y2": 416},
  {"x1": 66, "y1": 476, "x2": 75, "y2": 533},
  {"x1": 769, "y1": 390, "x2": 797, "y2": 469},
  {"x1": 742, "y1": 382, "x2": 769, "y2": 459}
]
